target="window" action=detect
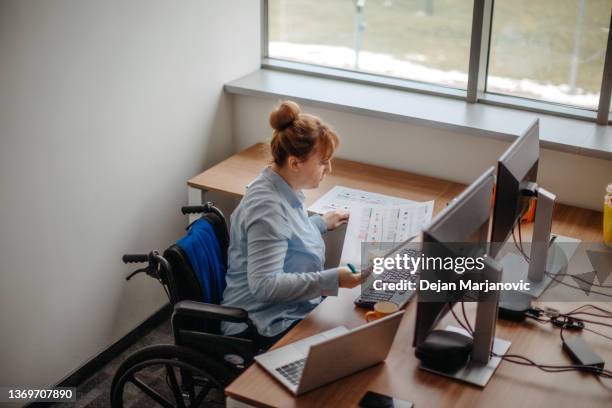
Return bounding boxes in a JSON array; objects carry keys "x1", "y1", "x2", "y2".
[
  {"x1": 268, "y1": 0, "x2": 474, "y2": 89},
  {"x1": 265, "y1": 0, "x2": 612, "y2": 123},
  {"x1": 488, "y1": 0, "x2": 610, "y2": 110}
]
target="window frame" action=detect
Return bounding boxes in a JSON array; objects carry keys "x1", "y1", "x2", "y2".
[{"x1": 262, "y1": 0, "x2": 612, "y2": 125}]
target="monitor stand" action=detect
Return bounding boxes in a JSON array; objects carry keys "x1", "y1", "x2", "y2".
[
  {"x1": 419, "y1": 259, "x2": 510, "y2": 387},
  {"x1": 500, "y1": 187, "x2": 581, "y2": 298},
  {"x1": 419, "y1": 325, "x2": 510, "y2": 387}
]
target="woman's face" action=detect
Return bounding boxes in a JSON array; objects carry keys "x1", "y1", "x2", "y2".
[{"x1": 296, "y1": 149, "x2": 332, "y2": 190}]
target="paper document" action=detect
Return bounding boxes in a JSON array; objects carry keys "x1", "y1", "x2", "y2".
[
  {"x1": 339, "y1": 204, "x2": 433, "y2": 267},
  {"x1": 308, "y1": 186, "x2": 428, "y2": 214},
  {"x1": 309, "y1": 186, "x2": 433, "y2": 267}
]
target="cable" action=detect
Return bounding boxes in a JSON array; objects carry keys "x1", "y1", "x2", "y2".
[
  {"x1": 567, "y1": 304, "x2": 612, "y2": 316},
  {"x1": 461, "y1": 300, "x2": 474, "y2": 334},
  {"x1": 517, "y1": 220, "x2": 529, "y2": 261},
  {"x1": 544, "y1": 273, "x2": 612, "y2": 299},
  {"x1": 583, "y1": 327, "x2": 612, "y2": 342},
  {"x1": 597, "y1": 374, "x2": 612, "y2": 391},
  {"x1": 570, "y1": 311, "x2": 612, "y2": 319},
  {"x1": 511, "y1": 225, "x2": 530, "y2": 262},
  {"x1": 566, "y1": 316, "x2": 612, "y2": 329},
  {"x1": 451, "y1": 301, "x2": 612, "y2": 383},
  {"x1": 154, "y1": 263, "x2": 173, "y2": 302},
  {"x1": 509, "y1": 306, "x2": 612, "y2": 378},
  {"x1": 554, "y1": 272, "x2": 612, "y2": 289},
  {"x1": 511, "y1": 204, "x2": 531, "y2": 262},
  {"x1": 536, "y1": 306, "x2": 612, "y2": 343},
  {"x1": 525, "y1": 313, "x2": 550, "y2": 324},
  {"x1": 492, "y1": 351, "x2": 612, "y2": 377},
  {"x1": 550, "y1": 311, "x2": 612, "y2": 334},
  {"x1": 559, "y1": 321, "x2": 567, "y2": 343},
  {"x1": 512, "y1": 223, "x2": 612, "y2": 299},
  {"x1": 161, "y1": 282, "x2": 171, "y2": 302},
  {"x1": 448, "y1": 302, "x2": 473, "y2": 336}
]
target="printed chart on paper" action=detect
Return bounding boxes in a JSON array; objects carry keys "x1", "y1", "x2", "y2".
[
  {"x1": 309, "y1": 186, "x2": 434, "y2": 267},
  {"x1": 340, "y1": 204, "x2": 433, "y2": 266},
  {"x1": 308, "y1": 186, "x2": 431, "y2": 214}
]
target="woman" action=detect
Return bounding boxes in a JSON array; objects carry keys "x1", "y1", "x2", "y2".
[{"x1": 221, "y1": 101, "x2": 363, "y2": 347}]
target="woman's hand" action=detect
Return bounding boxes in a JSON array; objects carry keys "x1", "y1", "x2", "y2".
[
  {"x1": 323, "y1": 210, "x2": 349, "y2": 231},
  {"x1": 338, "y1": 267, "x2": 364, "y2": 289}
]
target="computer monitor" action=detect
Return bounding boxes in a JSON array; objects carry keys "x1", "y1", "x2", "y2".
[
  {"x1": 414, "y1": 167, "x2": 495, "y2": 349},
  {"x1": 490, "y1": 119, "x2": 539, "y2": 258},
  {"x1": 489, "y1": 119, "x2": 572, "y2": 298},
  {"x1": 413, "y1": 167, "x2": 508, "y2": 386}
]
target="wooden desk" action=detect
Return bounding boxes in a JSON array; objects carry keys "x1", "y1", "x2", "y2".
[{"x1": 188, "y1": 143, "x2": 609, "y2": 408}]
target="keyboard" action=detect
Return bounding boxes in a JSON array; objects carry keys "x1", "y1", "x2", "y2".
[
  {"x1": 275, "y1": 358, "x2": 306, "y2": 385},
  {"x1": 355, "y1": 247, "x2": 420, "y2": 308},
  {"x1": 359, "y1": 289, "x2": 393, "y2": 302}
]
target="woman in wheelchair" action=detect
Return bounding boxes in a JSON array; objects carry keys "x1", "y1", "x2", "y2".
[
  {"x1": 221, "y1": 101, "x2": 363, "y2": 348},
  {"x1": 110, "y1": 101, "x2": 364, "y2": 408}
]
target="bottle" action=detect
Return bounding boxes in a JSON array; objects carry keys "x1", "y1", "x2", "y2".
[{"x1": 605, "y1": 184, "x2": 612, "y2": 247}]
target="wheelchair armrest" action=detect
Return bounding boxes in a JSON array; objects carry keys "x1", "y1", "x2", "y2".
[{"x1": 173, "y1": 300, "x2": 249, "y2": 323}]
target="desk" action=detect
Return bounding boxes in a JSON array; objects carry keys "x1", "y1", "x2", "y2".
[{"x1": 188, "y1": 143, "x2": 609, "y2": 408}]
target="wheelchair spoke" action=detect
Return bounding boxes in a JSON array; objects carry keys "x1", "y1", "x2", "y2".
[
  {"x1": 129, "y1": 374, "x2": 175, "y2": 408},
  {"x1": 165, "y1": 364, "x2": 186, "y2": 408},
  {"x1": 111, "y1": 346, "x2": 235, "y2": 408},
  {"x1": 190, "y1": 383, "x2": 211, "y2": 407},
  {"x1": 180, "y1": 369, "x2": 196, "y2": 406}
]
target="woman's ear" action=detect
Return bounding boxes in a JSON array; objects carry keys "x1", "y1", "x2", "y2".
[{"x1": 286, "y1": 155, "x2": 301, "y2": 172}]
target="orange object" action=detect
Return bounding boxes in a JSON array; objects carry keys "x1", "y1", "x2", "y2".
[
  {"x1": 522, "y1": 197, "x2": 537, "y2": 223},
  {"x1": 365, "y1": 301, "x2": 399, "y2": 322},
  {"x1": 491, "y1": 181, "x2": 535, "y2": 222}
]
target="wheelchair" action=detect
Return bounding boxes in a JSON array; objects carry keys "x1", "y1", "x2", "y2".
[{"x1": 110, "y1": 203, "x2": 264, "y2": 407}]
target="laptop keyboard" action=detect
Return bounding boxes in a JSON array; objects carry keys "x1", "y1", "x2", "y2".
[{"x1": 275, "y1": 358, "x2": 306, "y2": 386}]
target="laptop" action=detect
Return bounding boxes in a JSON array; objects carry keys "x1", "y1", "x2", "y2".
[{"x1": 255, "y1": 311, "x2": 404, "y2": 395}]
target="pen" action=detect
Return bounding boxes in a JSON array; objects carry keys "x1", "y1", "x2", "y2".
[{"x1": 347, "y1": 263, "x2": 358, "y2": 274}]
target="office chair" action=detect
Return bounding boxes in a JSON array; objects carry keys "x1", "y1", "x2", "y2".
[{"x1": 110, "y1": 203, "x2": 261, "y2": 408}]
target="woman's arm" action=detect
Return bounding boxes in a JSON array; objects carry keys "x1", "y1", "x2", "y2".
[
  {"x1": 245, "y1": 201, "x2": 339, "y2": 303},
  {"x1": 309, "y1": 213, "x2": 328, "y2": 234}
]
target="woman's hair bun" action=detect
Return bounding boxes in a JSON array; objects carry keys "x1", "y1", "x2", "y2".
[{"x1": 269, "y1": 101, "x2": 300, "y2": 131}]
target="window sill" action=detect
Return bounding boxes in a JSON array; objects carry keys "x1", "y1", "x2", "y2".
[{"x1": 224, "y1": 68, "x2": 612, "y2": 161}]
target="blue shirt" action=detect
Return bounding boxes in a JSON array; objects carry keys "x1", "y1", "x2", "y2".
[{"x1": 221, "y1": 167, "x2": 339, "y2": 337}]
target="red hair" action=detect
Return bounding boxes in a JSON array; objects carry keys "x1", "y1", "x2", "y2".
[{"x1": 269, "y1": 101, "x2": 339, "y2": 166}]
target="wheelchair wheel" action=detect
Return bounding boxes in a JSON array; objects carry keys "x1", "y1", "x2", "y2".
[{"x1": 110, "y1": 344, "x2": 236, "y2": 408}]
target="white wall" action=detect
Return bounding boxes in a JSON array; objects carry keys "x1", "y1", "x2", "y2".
[
  {"x1": 232, "y1": 94, "x2": 612, "y2": 211},
  {"x1": 0, "y1": 0, "x2": 259, "y2": 388}
]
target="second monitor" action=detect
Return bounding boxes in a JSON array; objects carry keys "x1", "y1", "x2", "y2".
[{"x1": 413, "y1": 167, "x2": 510, "y2": 387}]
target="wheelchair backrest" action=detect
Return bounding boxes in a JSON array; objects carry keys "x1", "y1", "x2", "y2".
[
  {"x1": 162, "y1": 210, "x2": 230, "y2": 305},
  {"x1": 162, "y1": 244, "x2": 205, "y2": 303}
]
